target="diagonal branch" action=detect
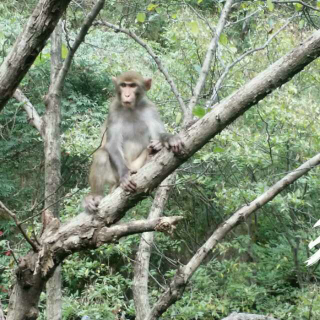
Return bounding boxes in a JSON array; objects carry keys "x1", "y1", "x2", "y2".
[
  {"x1": 208, "y1": 14, "x2": 298, "y2": 106},
  {"x1": 97, "y1": 21, "x2": 190, "y2": 122},
  {"x1": 148, "y1": 152, "x2": 320, "y2": 319},
  {"x1": 0, "y1": 0, "x2": 73, "y2": 111},
  {"x1": 187, "y1": 0, "x2": 234, "y2": 112},
  {"x1": 13, "y1": 89, "x2": 43, "y2": 136},
  {"x1": 52, "y1": 0, "x2": 105, "y2": 95},
  {"x1": 0, "y1": 201, "x2": 39, "y2": 252}
]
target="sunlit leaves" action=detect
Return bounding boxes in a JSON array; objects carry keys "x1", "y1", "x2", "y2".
[
  {"x1": 136, "y1": 12, "x2": 146, "y2": 23},
  {"x1": 193, "y1": 106, "x2": 206, "y2": 118},
  {"x1": 267, "y1": 0, "x2": 274, "y2": 11},
  {"x1": 219, "y1": 33, "x2": 228, "y2": 46},
  {"x1": 188, "y1": 21, "x2": 199, "y2": 35},
  {"x1": 62, "y1": 44, "x2": 68, "y2": 59},
  {"x1": 147, "y1": 3, "x2": 158, "y2": 11},
  {"x1": 175, "y1": 112, "x2": 182, "y2": 125}
]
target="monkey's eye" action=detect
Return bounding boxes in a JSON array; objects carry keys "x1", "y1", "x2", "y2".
[
  {"x1": 129, "y1": 83, "x2": 137, "y2": 88},
  {"x1": 120, "y1": 83, "x2": 126, "y2": 88}
]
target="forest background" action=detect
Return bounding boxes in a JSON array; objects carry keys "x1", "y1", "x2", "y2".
[{"x1": 1, "y1": 0, "x2": 320, "y2": 319}]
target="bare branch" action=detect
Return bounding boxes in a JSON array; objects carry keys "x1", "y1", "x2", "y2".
[
  {"x1": 97, "y1": 21, "x2": 190, "y2": 122},
  {"x1": 13, "y1": 89, "x2": 43, "y2": 135},
  {"x1": 148, "y1": 153, "x2": 320, "y2": 319},
  {"x1": 187, "y1": 0, "x2": 234, "y2": 112},
  {"x1": 273, "y1": 0, "x2": 320, "y2": 12},
  {"x1": 52, "y1": 0, "x2": 105, "y2": 94},
  {"x1": 208, "y1": 14, "x2": 297, "y2": 106},
  {"x1": 0, "y1": 201, "x2": 39, "y2": 252},
  {"x1": 96, "y1": 216, "x2": 183, "y2": 245}
]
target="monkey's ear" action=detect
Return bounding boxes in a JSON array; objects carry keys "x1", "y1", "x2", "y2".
[
  {"x1": 144, "y1": 78, "x2": 152, "y2": 91},
  {"x1": 112, "y1": 77, "x2": 118, "y2": 87}
]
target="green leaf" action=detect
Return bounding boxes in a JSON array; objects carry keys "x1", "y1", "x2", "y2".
[
  {"x1": 213, "y1": 147, "x2": 224, "y2": 153},
  {"x1": 219, "y1": 33, "x2": 228, "y2": 46},
  {"x1": 267, "y1": 0, "x2": 274, "y2": 11},
  {"x1": 189, "y1": 21, "x2": 199, "y2": 36},
  {"x1": 137, "y1": 12, "x2": 146, "y2": 23},
  {"x1": 198, "y1": 0, "x2": 203, "y2": 3},
  {"x1": 193, "y1": 106, "x2": 206, "y2": 118},
  {"x1": 147, "y1": 3, "x2": 158, "y2": 11},
  {"x1": 294, "y1": 3, "x2": 303, "y2": 11},
  {"x1": 318, "y1": 1, "x2": 320, "y2": 9},
  {"x1": 61, "y1": 44, "x2": 68, "y2": 59},
  {"x1": 175, "y1": 112, "x2": 182, "y2": 125},
  {"x1": 171, "y1": 13, "x2": 177, "y2": 19}
]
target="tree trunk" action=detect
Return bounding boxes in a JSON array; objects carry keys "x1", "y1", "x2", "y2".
[
  {"x1": 0, "y1": 0, "x2": 72, "y2": 111},
  {"x1": 45, "y1": 21, "x2": 63, "y2": 320},
  {"x1": 133, "y1": 175, "x2": 175, "y2": 319}
]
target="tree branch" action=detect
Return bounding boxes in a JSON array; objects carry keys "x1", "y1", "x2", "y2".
[
  {"x1": 208, "y1": 14, "x2": 297, "y2": 106},
  {"x1": 0, "y1": 0, "x2": 72, "y2": 111},
  {"x1": 52, "y1": 0, "x2": 105, "y2": 94},
  {"x1": 187, "y1": 0, "x2": 234, "y2": 112},
  {"x1": 272, "y1": 0, "x2": 320, "y2": 12},
  {"x1": 133, "y1": 175, "x2": 176, "y2": 320},
  {"x1": 148, "y1": 152, "x2": 320, "y2": 319},
  {"x1": 0, "y1": 201, "x2": 39, "y2": 252},
  {"x1": 13, "y1": 89, "x2": 43, "y2": 135}
]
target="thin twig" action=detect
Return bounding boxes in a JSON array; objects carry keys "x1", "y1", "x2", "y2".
[
  {"x1": 187, "y1": 0, "x2": 234, "y2": 112},
  {"x1": 208, "y1": 14, "x2": 298, "y2": 106},
  {"x1": 0, "y1": 201, "x2": 39, "y2": 252}
]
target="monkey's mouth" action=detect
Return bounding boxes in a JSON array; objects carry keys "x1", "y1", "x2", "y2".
[{"x1": 123, "y1": 102, "x2": 134, "y2": 108}]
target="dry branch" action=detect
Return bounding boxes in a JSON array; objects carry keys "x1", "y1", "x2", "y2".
[
  {"x1": 13, "y1": 89, "x2": 43, "y2": 134},
  {"x1": 187, "y1": 0, "x2": 234, "y2": 111},
  {"x1": 148, "y1": 153, "x2": 320, "y2": 319}
]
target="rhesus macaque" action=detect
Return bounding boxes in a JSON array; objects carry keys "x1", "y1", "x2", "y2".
[{"x1": 83, "y1": 71, "x2": 183, "y2": 213}]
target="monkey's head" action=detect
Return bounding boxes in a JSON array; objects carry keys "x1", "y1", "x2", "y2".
[{"x1": 112, "y1": 71, "x2": 152, "y2": 108}]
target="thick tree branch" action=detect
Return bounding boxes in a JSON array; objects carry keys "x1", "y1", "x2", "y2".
[
  {"x1": 96, "y1": 216, "x2": 183, "y2": 245},
  {"x1": 13, "y1": 89, "x2": 43, "y2": 135},
  {"x1": 187, "y1": 0, "x2": 234, "y2": 112},
  {"x1": 148, "y1": 152, "x2": 320, "y2": 319},
  {"x1": 0, "y1": 0, "x2": 72, "y2": 111},
  {"x1": 97, "y1": 21, "x2": 190, "y2": 122}
]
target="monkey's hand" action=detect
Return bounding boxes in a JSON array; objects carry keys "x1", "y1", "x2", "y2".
[
  {"x1": 164, "y1": 134, "x2": 184, "y2": 153},
  {"x1": 120, "y1": 170, "x2": 137, "y2": 192},
  {"x1": 148, "y1": 140, "x2": 163, "y2": 154},
  {"x1": 82, "y1": 194, "x2": 103, "y2": 214}
]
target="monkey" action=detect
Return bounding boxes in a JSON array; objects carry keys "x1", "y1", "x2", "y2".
[{"x1": 83, "y1": 71, "x2": 183, "y2": 213}]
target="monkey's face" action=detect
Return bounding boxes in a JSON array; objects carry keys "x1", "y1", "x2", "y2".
[{"x1": 119, "y1": 81, "x2": 140, "y2": 108}]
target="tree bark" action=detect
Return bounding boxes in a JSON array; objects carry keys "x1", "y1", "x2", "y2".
[
  {"x1": 0, "y1": 0, "x2": 72, "y2": 111},
  {"x1": 45, "y1": 21, "x2": 63, "y2": 320},
  {"x1": 221, "y1": 313, "x2": 278, "y2": 320},
  {"x1": 133, "y1": 175, "x2": 175, "y2": 320},
  {"x1": 0, "y1": 300, "x2": 5, "y2": 320}
]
